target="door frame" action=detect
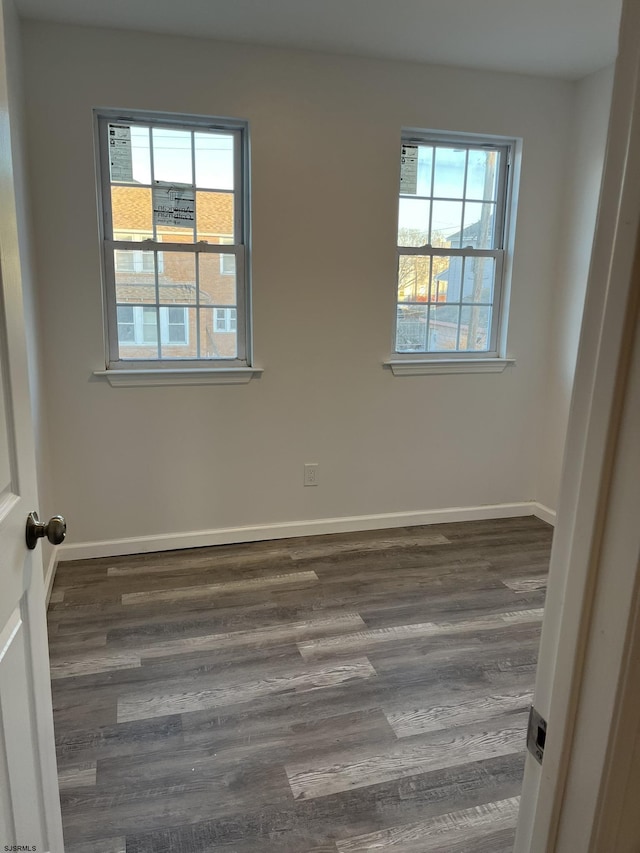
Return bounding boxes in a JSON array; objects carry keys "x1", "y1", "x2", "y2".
[{"x1": 515, "y1": 0, "x2": 640, "y2": 848}]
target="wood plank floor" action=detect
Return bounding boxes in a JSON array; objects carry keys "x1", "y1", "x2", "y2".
[{"x1": 47, "y1": 516, "x2": 552, "y2": 852}]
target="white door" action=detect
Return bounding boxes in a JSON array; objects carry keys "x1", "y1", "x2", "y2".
[
  {"x1": 515, "y1": 0, "x2": 640, "y2": 849},
  {"x1": 0, "y1": 3, "x2": 64, "y2": 850}
]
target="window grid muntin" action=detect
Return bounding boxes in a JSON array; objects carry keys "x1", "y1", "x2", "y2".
[
  {"x1": 214, "y1": 307, "x2": 237, "y2": 332},
  {"x1": 117, "y1": 305, "x2": 135, "y2": 343},
  {"x1": 149, "y1": 127, "x2": 162, "y2": 357},
  {"x1": 396, "y1": 135, "x2": 510, "y2": 358},
  {"x1": 191, "y1": 132, "x2": 201, "y2": 359},
  {"x1": 98, "y1": 111, "x2": 249, "y2": 368}
]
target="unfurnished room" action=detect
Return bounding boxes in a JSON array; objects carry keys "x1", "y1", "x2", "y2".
[{"x1": 3, "y1": 1, "x2": 640, "y2": 851}]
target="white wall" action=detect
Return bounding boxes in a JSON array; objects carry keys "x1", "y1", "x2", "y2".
[
  {"x1": 536, "y1": 65, "x2": 614, "y2": 513},
  {"x1": 22, "y1": 21, "x2": 574, "y2": 552}
]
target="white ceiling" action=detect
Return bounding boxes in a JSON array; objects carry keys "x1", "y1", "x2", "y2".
[{"x1": 14, "y1": 0, "x2": 621, "y2": 80}]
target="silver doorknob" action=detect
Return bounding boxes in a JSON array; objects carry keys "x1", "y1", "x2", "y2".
[{"x1": 25, "y1": 511, "x2": 66, "y2": 550}]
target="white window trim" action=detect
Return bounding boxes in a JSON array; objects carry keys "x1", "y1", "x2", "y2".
[
  {"x1": 95, "y1": 108, "x2": 255, "y2": 375},
  {"x1": 93, "y1": 366, "x2": 263, "y2": 386},
  {"x1": 391, "y1": 131, "x2": 515, "y2": 369},
  {"x1": 384, "y1": 357, "x2": 515, "y2": 375}
]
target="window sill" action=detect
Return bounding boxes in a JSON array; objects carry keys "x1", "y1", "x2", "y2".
[
  {"x1": 384, "y1": 358, "x2": 515, "y2": 376},
  {"x1": 93, "y1": 367, "x2": 263, "y2": 387}
]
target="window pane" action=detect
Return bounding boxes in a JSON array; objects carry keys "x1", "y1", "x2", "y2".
[
  {"x1": 166, "y1": 307, "x2": 188, "y2": 343},
  {"x1": 114, "y1": 249, "x2": 155, "y2": 275},
  {"x1": 397, "y1": 255, "x2": 430, "y2": 303},
  {"x1": 465, "y1": 148, "x2": 500, "y2": 201},
  {"x1": 115, "y1": 249, "x2": 156, "y2": 304},
  {"x1": 401, "y1": 145, "x2": 433, "y2": 196},
  {"x1": 196, "y1": 191, "x2": 234, "y2": 243},
  {"x1": 158, "y1": 252, "x2": 196, "y2": 304},
  {"x1": 212, "y1": 307, "x2": 238, "y2": 332},
  {"x1": 431, "y1": 200, "x2": 463, "y2": 247},
  {"x1": 142, "y1": 306, "x2": 158, "y2": 343},
  {"x1": 195, "y1": 132, "x2": 234, "y2": 190},
  {"x1": 167, "y1": 326, "x2": 185, "y2": 343},
  {"x1": 200, "y1": 307, "x2": 237, "y2": 359},
  {"x1": 167, "y1": 306, "x2": 184, "y2": 323},
  {"x1": 396, "y1": 304, "x2": 427, "y2": 352},
  {"x1": 220, "y1": 254, "x2": 236, "y2": 276},
  {"x1": 114, "y1": 250, "x2": 135, "y2": 272},
  {"x1": 130, "y1": 125, "x2": 152, "y2": 184},
  {"x1": 429, "y1": 305, "x2": 460, "y2": 351},
  {"x1": 111, "y1": 187, "x2": 153, "y2": 240},
  {"x1": 117, "y1": 305, "x2": 134, "y2": 322},
  {"x1": 116, "y1": 306, "x2": 158, "y2": 358},
  {"x1": 159, "y1": 307, "x2": 196, "y2": 358},
  {"x1": 153, "y1": 181, "x2": 196, "y2": 242},
  {"x1": 152, "y1": 128, "x2": 193, "y2": 184},
  {"x1": 462, "y1": 257, "x2": 496, "y2": 303},
  {"x1": 462, "y1": 202, "x2": 496, "y2": 248},
  {"x1": 108, "y1": 124, "x2": 152, "y2": 185},
  {"x1": 156, "y1": 223, "x2": 196, "y2": 242},
  {"x1": 119, "y1": 344, "x2": 158, "y2": 359},
  {"x1": 433, "y1": 147, "x2": 466, "y2": 199},
  {"x1": 460, "y1": 305, "x2": 491, "y2": 351},
  {"x1": 117, "y1": 324, "x2": 135, "y2": 344},
  {"x1": 415, "y1": 145, "x2": 434, "y2": 196},
  {"x1": 199, "y1": 253, "x2": 236, "y2": 306},
  {"x1": 116, "y1": 306, "x2": 135, "y2": 344},
  {"x1": 398, "y1": 198, "x2": 429, "y2": 246},
  {"x1": 432, "y1": 256, "x2": 464, "y2": 303}
]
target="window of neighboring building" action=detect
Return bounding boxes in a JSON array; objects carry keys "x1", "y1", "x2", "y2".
[
  {"x1": 97, "y1": 110, "x2": 250, "y2": 367},
  {"x1": 117, "y1": 305, "x2": 188, "y2": 346},
  {"x1": 395, "y1": 133, "x2": 512, "y2": 357},
  {"x1": 115, "y1": 249, "x2": 153, "y2": 274},
  {"x1": 214, "y1": 307, "x2": 237, "y2": 332},
  {"x1": 220, "y1": 253, "x2": 235, "y2": 276},
  {"x1": 114, "y1": 242, "x2": 164, "y2": 274}
]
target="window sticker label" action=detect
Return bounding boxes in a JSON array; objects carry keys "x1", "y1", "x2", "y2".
[
  {"x1": 400, "y1": 144, "x2": 418, "y2": 195},
  {"x1": 108, "y1": 124, "x2": 133, "y2": 182},
  {"x1": 152, "y1": 181, "x2": 195, "y2": 228}
]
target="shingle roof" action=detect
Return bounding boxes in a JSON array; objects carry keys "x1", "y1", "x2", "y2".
[{"x1": 116, "y1": 283, "x2": 215, "y2": 304}]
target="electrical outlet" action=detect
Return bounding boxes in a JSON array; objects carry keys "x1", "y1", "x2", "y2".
[{"x1": 304, "y1": 463, "x2": 319, "y2": 486}]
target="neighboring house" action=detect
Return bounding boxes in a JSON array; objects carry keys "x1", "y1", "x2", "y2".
[{"x1": 435, "y1": 214, "x2": 496, "y2": 302}]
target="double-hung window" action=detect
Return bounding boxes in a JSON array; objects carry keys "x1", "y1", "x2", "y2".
[
  {"x1": 96, "y1": 110, "x2": 250, "y2": 367},
  {"x1": 395, "y1": 133, "x2": 512, "y2": 358}
]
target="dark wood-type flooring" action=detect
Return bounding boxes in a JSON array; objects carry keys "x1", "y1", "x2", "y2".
[{"x1": 47, "y1": 516, "x2": 552, "y2": 852}]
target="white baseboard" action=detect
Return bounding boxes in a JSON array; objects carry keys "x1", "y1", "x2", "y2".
[
  {"x1": 58, "y1": 501, "x2": 542, "y2": 562},
  {"x1": 44, "y1": 546, "x2": 59, "y2": 605},
  {"x1": 533, "y1": 502, "x2": 557, "y2": 525}
]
